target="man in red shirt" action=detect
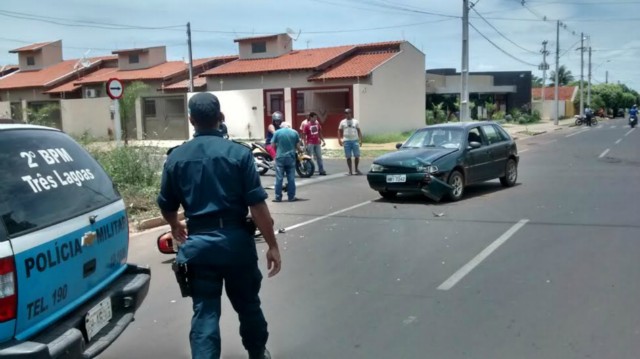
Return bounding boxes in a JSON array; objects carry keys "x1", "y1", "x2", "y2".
[{"x1": 303, "y1": 112, "x2": 326, "y2": 175}]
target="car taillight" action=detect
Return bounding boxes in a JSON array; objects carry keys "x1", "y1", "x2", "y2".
[{"x1": 0, "y1": 256, "x2": 17, "y2": 322}]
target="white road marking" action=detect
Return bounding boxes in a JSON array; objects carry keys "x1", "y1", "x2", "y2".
[
  {"x1": 599, "y1": 148, "x2": 610, "y2": 158},
  {"x1": 437, "y1": 219, "x2": 529, "y2": 291},
  {"x1": 610, "y1": 125, "x2": 617, "y2": 129},
  {"x1": 265, "y1": 172, "x2": 347, "y2": 189},
  {"x1": 566, "y1": 129, "x2": 588, "y2": 138},
  {"x1": 615, "y1": 139, "x2": 622, "y2": 145},
  {"x1": 274, "y1": 200, "x2": 372, "y2": 235},
  {"x1": 518, "y1": 149, "x2": 530, "y2": 153},
  {"x1": 625, "y1": 128, "x2": 636, "y2": 136}
]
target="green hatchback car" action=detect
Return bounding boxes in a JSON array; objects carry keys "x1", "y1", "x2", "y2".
[{"x1": 367, "y1": 122, "x2": 519, "y2": 201}]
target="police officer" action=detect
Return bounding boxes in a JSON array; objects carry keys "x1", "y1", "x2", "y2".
[{"x1": 157, "y1": 92, "x2": 281, "y2": 359}]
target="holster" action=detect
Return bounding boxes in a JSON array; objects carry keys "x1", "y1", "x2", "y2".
[
  {"x1": 171, "y1": 261, "x2": 192, "y2": 297},
  {"x1": 244, "y1": 217, "x2": 257, "y2": 235}
]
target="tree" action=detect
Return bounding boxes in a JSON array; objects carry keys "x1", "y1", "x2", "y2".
[
  {"x1": 549, "y1": 65, "x2": 575, "y2": 86},
  {"x1": 532, "y1": 75, "x2": 544, "y2": 87},
  {"x1": 27, "y1": 103, "x2": 60, "y2": 128},
  {"x1": 574, "y1": 83, "x2": 640, "y2": 113},
  {"x1": 119, "y1": 81, "x2": 149, "y2": 145}
]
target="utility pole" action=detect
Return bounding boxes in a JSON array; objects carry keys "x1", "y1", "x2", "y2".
[
  {"x1": 460, "y1": 0, "x2": 470, "y2": 122},
  {"x1": 554, "y1": 20, "x2": 560, "y2": 125},
  {"x1": 540, "y1": 41, "x2": 549, "y2": 107},
  {"x1": 187, "y1": 22, "x2": 194, "y2": 93},
  {"x1": 606, "y1": 70, "x2": 609, "y2": 84},
  {"x1": 587, "y1": 45, "x2": 592, "y2": 106},
  {"x1": 579, "y1": 32, "x2": 585, "y2": 118}
]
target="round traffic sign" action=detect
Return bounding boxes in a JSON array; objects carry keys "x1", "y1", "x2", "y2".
[{"x1": 106, "y1": 78, "x2": 124, "y2": 100}]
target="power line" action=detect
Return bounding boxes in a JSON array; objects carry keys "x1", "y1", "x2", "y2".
[
  {"x1": 0, "y1": 9, "x2": 184, "y2": 31},
  {"x1": 471, "y1": 7, "x2": 538, "y2": 54},
  {"x1": 469, "y1": 22, "x2": 538, "y2": 67},
  {"x1": 342, "y1": 0, "x2": 460, "y2": 18}
]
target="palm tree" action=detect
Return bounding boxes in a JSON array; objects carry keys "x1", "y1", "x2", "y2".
[
  {"x1": 549, "y1": 65, "x2": 575, "y2": 86},
  {"x1": 532, "y1": 75, "x2": 544, "y2": 87}
]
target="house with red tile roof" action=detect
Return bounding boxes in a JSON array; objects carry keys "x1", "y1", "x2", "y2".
[
  {"x1": 531, "y1": 86, "x2": 578, "y2": 119},
  {"x1": 0, "y1": 40, "x2": 117, "y2": 127},
  {"x1": 199, "y1": 34, "x2": 425, "y2": 138},
  {"x1": 0, "y1": 41, "x2": 235, "y2": 139},
  {"x1": 46, "y1": 46, "x2": 237, "y2": 139}
]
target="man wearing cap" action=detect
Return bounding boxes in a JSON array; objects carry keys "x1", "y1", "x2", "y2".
[
  {"x1": 338, "y1": 108, "x2": 363, "y2": 175},
  {"x1": 158, "y1": 92, "x2": 281, "y2": 359}
]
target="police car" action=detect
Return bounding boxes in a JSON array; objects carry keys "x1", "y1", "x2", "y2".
[{"x1": 0, "y1": 124, "x2": 150, "y2": 358}]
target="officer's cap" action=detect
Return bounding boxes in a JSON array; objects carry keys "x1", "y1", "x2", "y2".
[{"x1": 189, "y1": 92, "x2": 221, "y2": 124}]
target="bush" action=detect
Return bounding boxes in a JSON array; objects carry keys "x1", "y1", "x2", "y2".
[
  {"x1": 89, "y1": 145, "x2": 162, "y2": 218},
  {"x1": 91, "y1": 146, "x2": 161, "y2": 189},
  {"x1": 492, "y1": 110, "x2": 506, "y2": 120},
  {"x1": 363, "y1": 131, "x2": 413, "y2": 144}
]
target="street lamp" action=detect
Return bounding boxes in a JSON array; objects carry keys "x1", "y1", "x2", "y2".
[{"x1": 594, "y1": 59, "x2": 612, "y2": 83}]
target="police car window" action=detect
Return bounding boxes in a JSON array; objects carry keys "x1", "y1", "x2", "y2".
[{"x1": 0, "y1": 129, "x2": 120, "y2": 238}]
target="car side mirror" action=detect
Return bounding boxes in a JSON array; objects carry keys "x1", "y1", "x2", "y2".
[
  {"x1": 157, "y1": 231, "x2": 178, "y2": 254},
  {"x1": 468, "y1": 141, "x2": 482, "y2": 149},
  {"x1": 395, "y1": 143, "x2": 403, "y2": 150}
]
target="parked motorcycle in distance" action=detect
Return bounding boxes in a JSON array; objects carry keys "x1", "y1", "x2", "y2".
[
  {"x1": 574, "y1": 115, "x2": 598, "y2": 127},
  {"x1": 630, "y1": 115, "x2": 638, "y2": 128},
  {"x1": 250, "y1": 142, "x2": 315, "y2": 178}
]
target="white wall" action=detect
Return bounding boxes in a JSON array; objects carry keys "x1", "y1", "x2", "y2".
[
  {"x1": 187, "y1": 89, "x2": 264, "y2": 139},
  {"x1": 533, "y1": 100, "x2": 566, "y2": 120},
  {"x1": 0, "y1": 101, "x2": 10, "y2": 118},
  {"x1": 60, "y1": 97, "x2": 112, "y2": 138},
  {"x1": 355, "y1": 42, "x2": 425, "y2": 135}
]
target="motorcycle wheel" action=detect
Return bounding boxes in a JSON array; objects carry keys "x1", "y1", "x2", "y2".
[
  {"x1": 253, "y1": 152, "x2": 271, "y2": 175},
  {"x1": 575, "y1": 118, "x2": 582, "y2": 126},
  {"x1": 592, "y1": 118, "x2": 598, "y2": 126},
  {"x1": 296, "y1": 158, "x2": 315, "y2": 178}
]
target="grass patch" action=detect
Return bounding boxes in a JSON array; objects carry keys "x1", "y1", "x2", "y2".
[
  {"x1": 362, "y1": 131, "x2": 413, "y2": 144},
  {"x1": 88, "y1": 145, "x2": 163, "y2": 223}
]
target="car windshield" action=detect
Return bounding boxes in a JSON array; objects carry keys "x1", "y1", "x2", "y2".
[{"x1": 402, "y1": 128, "x2": 464, "y2": 149}]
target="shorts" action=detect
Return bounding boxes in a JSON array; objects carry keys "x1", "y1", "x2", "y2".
[{"x1": 343, "y1": 140, "x2": 360, "y2": 158}]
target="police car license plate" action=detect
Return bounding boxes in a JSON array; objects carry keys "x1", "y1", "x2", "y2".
[
  {"x1": 386, "y1": 174, "x2": 406, "y2": 183},
  {"x1": 85, "y1": 297, "x2": 112, "y2": 341}
]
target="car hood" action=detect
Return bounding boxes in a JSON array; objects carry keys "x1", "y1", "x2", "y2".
[{"x1": 374, "y1": 148, "x2": 459, "y2": 167}]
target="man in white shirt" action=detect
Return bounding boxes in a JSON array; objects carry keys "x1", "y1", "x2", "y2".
[{"x1": 337, "y1": 108, "x2": 363, "y2": 175}]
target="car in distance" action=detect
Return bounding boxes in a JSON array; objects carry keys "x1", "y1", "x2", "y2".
[{"x1": 367, "y1": 122, "x2": 519, "y2": 201}]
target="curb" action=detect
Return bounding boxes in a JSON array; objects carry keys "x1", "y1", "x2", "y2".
[{"x1": 135, "y1": 212, "x2": 184, "y2": 232}]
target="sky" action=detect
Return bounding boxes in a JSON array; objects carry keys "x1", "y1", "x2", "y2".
[{"x1": 0, "y1": 0, "x2": 639, "y2": 91}]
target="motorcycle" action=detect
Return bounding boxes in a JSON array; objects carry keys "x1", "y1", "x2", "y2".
[
  {"x1": 574, "y1": 115, "x2": 598, "y2": 127},
  {"x1": 251, "y1": 142, "x2": 315, "y2": 178},
  {"x1": 630, "y1": 115, "x2": 638, "y2": 128}
]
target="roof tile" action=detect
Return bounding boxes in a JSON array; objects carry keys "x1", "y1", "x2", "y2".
[
  {"x1": 10, "y1": 41, "x2": 57, "y2": 53},
  {"x1": 532, "y1": 86, "x2": 577, "y2": 101},
  {"x1": 0, "y1": 56, "x2": 116, "y2": 90},
  {"x1": 309, "y1": 51, "x2": 399, "y2": 81}
]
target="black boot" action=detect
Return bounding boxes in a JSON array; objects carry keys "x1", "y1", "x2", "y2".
[{"x1": 249, "y1": 348, "x2": 271, "y2": 359}]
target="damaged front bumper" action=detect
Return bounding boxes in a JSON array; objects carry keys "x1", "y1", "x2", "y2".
[{"x1": 367, "y1": 172, "x2": 453, "y2": 201}]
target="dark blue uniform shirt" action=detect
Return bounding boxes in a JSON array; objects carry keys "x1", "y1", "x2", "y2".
[{"x1": 157, "y1": 129, "x2": 268, "y2": 265}]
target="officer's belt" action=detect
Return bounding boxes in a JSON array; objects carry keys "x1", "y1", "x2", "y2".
[{"x1": 187, "y1": 216, "x2": 245, "y2": 233}]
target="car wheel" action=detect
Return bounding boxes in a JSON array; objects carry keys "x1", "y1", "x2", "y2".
[
  {"x1": 447, "y1": 170, "x2": 464, "y2": 201},
  {"x1": 500, "y1": 159, "x2": 518, "y2": 187},
  {"x1": 379, "y1": 190, "x2": 397, "y2": 200}
]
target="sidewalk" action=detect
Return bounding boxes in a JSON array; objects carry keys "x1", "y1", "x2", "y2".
[{"x1": 323, "y1": 117, "x2": 586, "y2": 152}]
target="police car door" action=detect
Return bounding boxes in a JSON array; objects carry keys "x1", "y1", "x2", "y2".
[{"x1": 0, "y1": 128, "x2": 129, "y2": 341}]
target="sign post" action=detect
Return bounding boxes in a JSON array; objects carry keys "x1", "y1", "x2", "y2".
[{"x1": 106, "y1": 78, "x2": 124, "y2": 147}]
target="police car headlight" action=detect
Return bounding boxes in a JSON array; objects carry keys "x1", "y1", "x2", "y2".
[{"x1": 370, "y1": 164, "x2": 385, "y2": 172}]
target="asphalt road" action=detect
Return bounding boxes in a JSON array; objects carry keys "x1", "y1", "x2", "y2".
[{"x1": 99, "y1": 118, "x2": 640, "y2": 359}]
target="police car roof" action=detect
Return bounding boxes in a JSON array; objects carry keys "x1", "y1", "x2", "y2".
[{"x1": 0, "y1": 123, "x2": 61, "y2": 131}]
